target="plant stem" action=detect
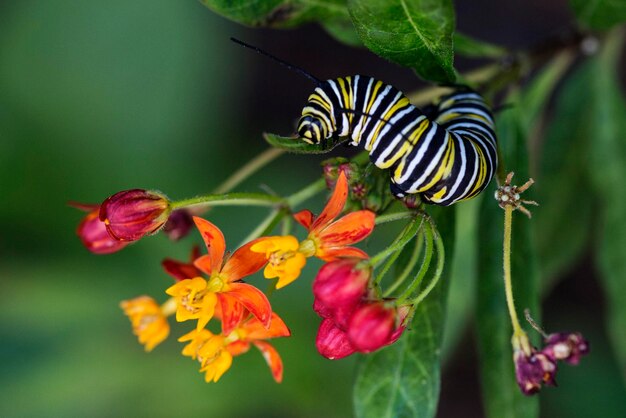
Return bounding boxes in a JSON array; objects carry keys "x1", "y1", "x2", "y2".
[
  {"x1": 160, "y1": 297, "x2": 177, "y2": 317},
  {"x1": 286, "y1": 178, "x2": 326, "y2": 207},
  {"x1": 375, "y1": 210, "x2": 414, "y2": 225},
  {"x1": 397, "y1": 220, "x2": 434, "y2": 304},
  {"x1": 410, "y1": 220, "x2": 445, "y2": 306},
  {"x1": 375, "y1": 220, "x2": 424, "y2": 289},
  {"x1": 171, "y1": 192, "x2": 283, "y2": 210},
  {"x1": 383, "y1": 228, "x2": 424, "y2": 297},
  {"x1": 214, "y1": 147, "x2": 285, "y2": 194},
  {"x1": 370, "y1": 216, "x2": 423, "y2": 273},
  {"x1": 503, "y1": 205, "x2": 524, "y2": 337},
  {"x1": 238, "y1": 208, "x2": 286, "y2": 246}
]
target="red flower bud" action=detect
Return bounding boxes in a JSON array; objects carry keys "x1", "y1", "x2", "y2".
[
  {"x1": 313, "y1": 297, "x2": 357, "y2": 331},
  {"x1": 313, "y1": 258, "x2": 370, "y2": 311},
  {"x1": 76, "y1": 207, "x2": 129, "y2": 254},
  {"x1": 542, "y1": 332, "x2": 589, "y2": 365},
  {"x1": 315, "y1": 318, "x2": 356, "y2": 360},
  {"x1": 347, "y1": 302, "x2": 397, "y2": 353},
  {"x1": 99, "y1": 189, "x2": 171, "y2": 241},
  {"x1": 162, "y1": 209, "x2": 193, "y2": 241}
]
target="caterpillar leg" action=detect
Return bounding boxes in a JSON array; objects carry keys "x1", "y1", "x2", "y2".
[{"x1": 389, "y1": 181, "x2": 406, "y2": 198}]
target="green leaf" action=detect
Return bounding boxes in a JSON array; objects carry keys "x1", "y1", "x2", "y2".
[
  {"x1": 263, "y1": 132, "x2": 346, "y2": 153},
  {"x1": 199, "y1": 0, "x2": 349, "y2": 28},
  {"x1": 585, "y1": 29, "x2": 626, "y2": 381},
  {"x1": 476, "y1": 107, "x2": 539, "y2": 418},
  {"x1": 347, "y1": 0, "x2": 456, "y2": 83},
  {"x1": 322, "y1": 17, "x2": 363, "y2": 46},
  {"x1": 354, "y1": 208, "x2": 455, "y2": 418},
  {"x1": 570, "y1": 0, "x2": 626, "y2": 30},
  {"x1": 531, "y1": 52, "x2": 594, "y2": 289},
  {"x1": 453, "y1": 33, "x2": 506, "y2": 58},
  {"x1": 441, "y1": 197, "x2": 480, "y2": 360}
]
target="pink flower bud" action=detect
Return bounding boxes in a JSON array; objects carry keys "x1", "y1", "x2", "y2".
[
  {"x1": 542, "y1": 332, "x2": 589, "y2": 365},
  {"x1": 99, "y1": 189, "x2": 171, "y2": 241},
  {"x1": 347, "y1": 302, "x2": 397, "y2": 353},
  {"x1": 313, "y1": 258, "x2": 370, "y2": 310},
  {"x1": 315, "y1": 318, "x2": 356, "y2": 359},
  {"x1": 162, "y1": 209, "x2": 193, "y2": 241},
  {"x1": 76, "y1": 207, "x2": 129, "y2": 254},
  {"x1": 313, "y1": 297, "x2": 357, "y2": 331}
]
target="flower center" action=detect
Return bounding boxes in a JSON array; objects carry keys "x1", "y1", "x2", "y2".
[
  {"x1": 206, "y1": 274, "x2": 228, "y2": 293},
  {"x1": 269, "y1": 250, "x2": 296, "y2": 266},
  {"x1": 298, "y1": 238, "x2": 317, "y2": 257},
  {"x1": 137, "y1": 314, "x2": 158, "y2": 331}
]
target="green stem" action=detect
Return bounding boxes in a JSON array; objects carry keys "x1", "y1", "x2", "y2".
[
  {"x1": 375, "y1": 237, "x2": 410, "y2": 289},
  {"x1": 171, "y1": 192, "x2": 283, "y2": 210},
  {"x1": 503, "y1": 205, "x2": 524, "y2": 337},
  {"x1": 383, "y1": 229, "x2": 424, "y2": 297},
  {"x1": 375, "y1": 210, "x2": 414, "y2": 225},
  {"x1": 397, "y1": 220, "x2": 434, "y2": 304},
  {"x1": 286, "y1": 178, "x2": 326, "y2": 207},
  {"x1": 214, "y1": 148, "x2": 285, "y2": 194},
  {"x1": 371, "y1": 216, "x2": 423, "y2": 275},
  {"x1": 238, "y1": 208, "x2": 287, "y2": 246},
  {"x1": 409, "y1": 219, "x2": 445, "y2": 306}
]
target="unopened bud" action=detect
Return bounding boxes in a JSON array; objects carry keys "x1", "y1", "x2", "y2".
[{"x1": 99, "y1": 189, "x2": 171, "y2": 241}]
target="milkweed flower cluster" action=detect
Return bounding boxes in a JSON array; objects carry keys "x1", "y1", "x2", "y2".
[
  {"x1": 76, "y1": 170, "x2": 434, "y2": 383},
  {"x1": 312, "y1": 258, "x2": 410, "y2": 359},
  {"x1": 72, "y1": 156, "x2": 590, "y2": 393}
]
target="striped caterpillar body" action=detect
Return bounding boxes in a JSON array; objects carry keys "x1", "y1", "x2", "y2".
[{"x1": 297, "y1": 76, "x2": 498, "y2": 206}]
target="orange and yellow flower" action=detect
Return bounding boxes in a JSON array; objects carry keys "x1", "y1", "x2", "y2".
[
  {"x1": 120, "y1": 296, "x2": 171, "y2": 352},
  {"x1": 179, "y1": 312, "x2": 290, "y2": 383},
  {"x1": 251, "y1": 172, "x2": 375, "y2": 288},
  {"x1": 165, "y1": 217, "x2": 271, "y2": 334}
]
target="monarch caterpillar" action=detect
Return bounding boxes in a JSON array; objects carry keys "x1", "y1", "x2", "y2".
[{"x1": 232, "y1": 39, "x2": 498, "y2": 206}]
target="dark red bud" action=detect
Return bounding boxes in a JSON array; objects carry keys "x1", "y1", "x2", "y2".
[
  {"x1": 76, "y1": 208, "x2": 129, "y2": 254},
  {"x1": 347, "y1": 302, "x2": 397, "y2": 353},
  {"x1": 99, "y1": 189, "x2": 171, "y2": 241},
  {"x1": 313, "y1": 258, "x2": 370, "y2": 311},
  {"x1": 316, "y1": 318, "x2": 356, "y2": 360},
  {"x1": 162, "y1": 209, "x2": 193, "y2": 241}
]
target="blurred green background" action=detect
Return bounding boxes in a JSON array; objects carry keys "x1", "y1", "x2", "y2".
[{"x1": 1, "y1": 1, "x2": 624, "y2": 417}]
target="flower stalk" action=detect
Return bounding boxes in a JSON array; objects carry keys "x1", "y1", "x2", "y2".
[{"x1": 503, "y1": 205, "x2": 525, "y2": 337}]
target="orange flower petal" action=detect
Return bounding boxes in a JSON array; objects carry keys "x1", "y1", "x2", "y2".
[
  {"x1": 217, "y1": 293, "x2": 245, "y2": 336},
  {"x1": 253, "y1": 341, "x2": 284, "y2": 383},
  {"x1": 193, "y1": 254, "x2": 213, "y2": 276},
  {"x1": 227, "y1": 283, "x2": 272, "y2": 328},
  {"x1": 316, "y1": 246, "x2": 370, "y2": 262},
  {"x1": 293, "y1": 210, "x2": 314, "y2": 230},
  {"x1": 221, "y1": 238, "x2": 268, "y2": 282},
  {"x1": 225, "y1": 340, "x2": 251, "y2": 357},
  {"x1": 244, "y1": 312, "x2": 291, "y2": 340},
  {"x1": 192, "y1": 217, "x2": 225, "y2": 274},
  {"x1": 311, "y1": 171, "x2": 348, "y2": 231},
  {"x1": 317, "y1": 210, "x2": 375, "y2": 247}
]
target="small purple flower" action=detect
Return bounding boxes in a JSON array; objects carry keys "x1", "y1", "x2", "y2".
[
  {"x1": 514, "y1": 347, "x2": 558, "y2": 395},
  {"x1": 542, "y1": 332, "x2": 590, "y2": 365}
]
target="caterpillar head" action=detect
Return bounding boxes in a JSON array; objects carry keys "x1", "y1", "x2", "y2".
[{"x1": 297, "y1": 114, "x2": 330, "y2": 145}]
